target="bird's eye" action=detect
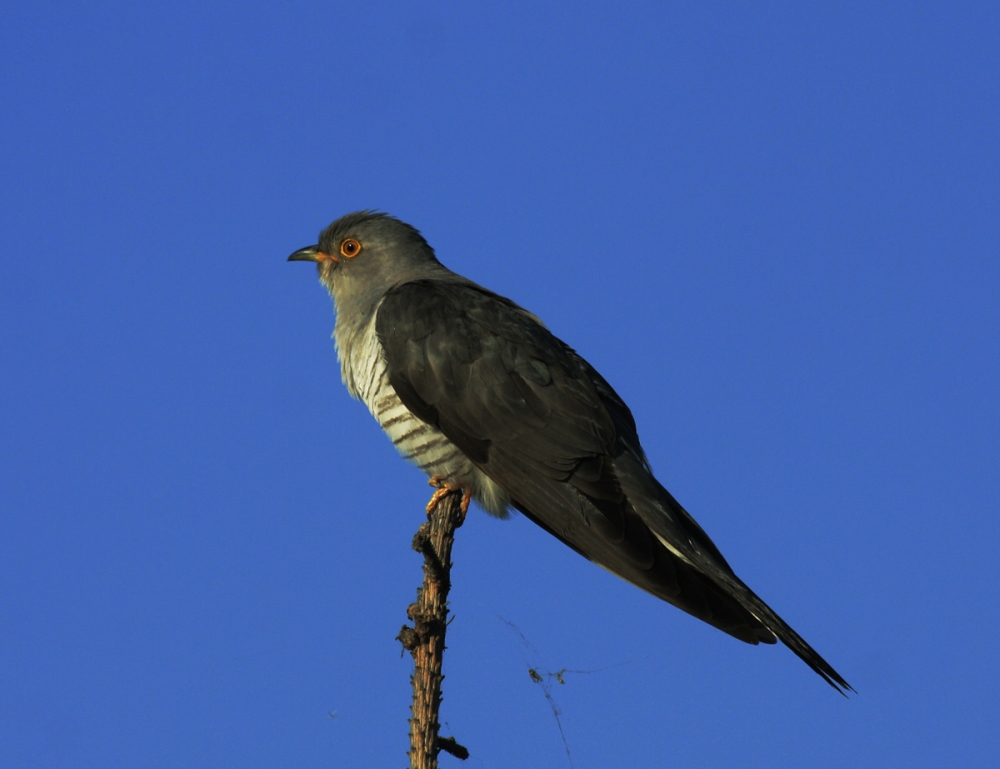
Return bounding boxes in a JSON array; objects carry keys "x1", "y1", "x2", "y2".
[{"x1": 340, "y1": 238, "x2": 362, "y2": 258}]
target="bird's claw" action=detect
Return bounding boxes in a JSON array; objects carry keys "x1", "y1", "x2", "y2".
[
  {"x1": 426, "y1": 476, "x2": 471, "y2": 521},
  {"x1": 425, "y1": 485, "x2": 453, "y2": 516}
]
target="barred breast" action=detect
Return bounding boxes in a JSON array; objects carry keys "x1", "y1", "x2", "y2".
[{"x1": 336, "y1": 313, "x2": 510, "y2": 517}]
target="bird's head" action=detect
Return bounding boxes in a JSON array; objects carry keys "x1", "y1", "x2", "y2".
[{"x1": 288, "y1": 211, "x2": 443, "y2": 315}]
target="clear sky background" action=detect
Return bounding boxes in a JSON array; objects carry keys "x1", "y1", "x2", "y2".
[{"x1": 2, "y1": 2, "x2": 998, "y2": 767}]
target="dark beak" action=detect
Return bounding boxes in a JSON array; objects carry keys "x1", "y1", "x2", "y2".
[{"x1": 288, "y1": 245, "x2": 321, "y2": 262}]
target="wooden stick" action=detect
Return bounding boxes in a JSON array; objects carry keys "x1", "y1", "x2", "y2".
[{"x1": 397, "y1": 491, "x2": 469, "y2": 768}]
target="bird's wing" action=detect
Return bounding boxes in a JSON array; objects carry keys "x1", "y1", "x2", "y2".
[
  {"x1": 376, "y1": 282, "x2": 763, "y2": 629},
  {"x1": 376, "y1": 280, "x2": 851, "y2": 693}
]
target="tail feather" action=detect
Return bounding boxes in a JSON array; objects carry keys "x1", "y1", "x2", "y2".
[
  {"x1": 614, "y1": 452, "x2": 853, "y2": 694},
  {"x1": 717, "y1": 574, "x2": 854, "y2": 694}
]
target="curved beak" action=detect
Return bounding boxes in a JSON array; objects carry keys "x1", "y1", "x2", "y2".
[{"x1": 288, "y1": 245, "x2": 322, "y2": 262}]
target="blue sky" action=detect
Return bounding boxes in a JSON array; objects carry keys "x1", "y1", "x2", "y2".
[{"x1": 2, "y1": 2, "x2": 998, "y2": 766}]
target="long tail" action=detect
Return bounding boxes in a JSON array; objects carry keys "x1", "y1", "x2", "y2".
[{"x1": 718, "y1": 574, "x2": 854, "y2": 694}]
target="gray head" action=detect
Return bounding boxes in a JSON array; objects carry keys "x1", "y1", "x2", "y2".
[{"x1": 288, "y1": 211, "x2": 449, "y2": 318}]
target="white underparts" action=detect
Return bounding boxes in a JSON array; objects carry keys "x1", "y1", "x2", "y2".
[{"x1": 335, "y1": 313, "x2": 510, "y2": 517}]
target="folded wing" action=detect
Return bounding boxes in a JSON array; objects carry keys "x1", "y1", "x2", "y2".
[{"x1": 376, "y1": 279, "x2": 851, "y2": 693}]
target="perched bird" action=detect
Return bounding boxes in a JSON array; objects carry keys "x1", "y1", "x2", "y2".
[{"x1": 289, "y1": 211, "x2": 851, "y2": 693}]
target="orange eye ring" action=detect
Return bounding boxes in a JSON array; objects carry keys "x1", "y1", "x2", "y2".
[{"x1": 340, "y1": 238, "x2": 362, "y2": 258}]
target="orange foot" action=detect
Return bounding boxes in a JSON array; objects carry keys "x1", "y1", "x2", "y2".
[{"x1": 426, "y1": 476, "x2": 472, "y2": 520}]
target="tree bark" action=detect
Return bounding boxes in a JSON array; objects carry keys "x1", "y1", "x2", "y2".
[{"x1": 397, "y1": 491, "x2": 469, "y2": 768}]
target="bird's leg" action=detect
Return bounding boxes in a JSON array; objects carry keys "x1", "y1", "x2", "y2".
[
  {"x1": 425, "y1": 485, "x2": 452, "y2": 517},
  {"x1": 425, "y1": 475, "x2": 471, "y2": 522}
]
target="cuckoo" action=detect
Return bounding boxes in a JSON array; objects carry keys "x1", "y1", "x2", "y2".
[{"x1": 288, "y1": 211, "x2": 851, "y2": 693}]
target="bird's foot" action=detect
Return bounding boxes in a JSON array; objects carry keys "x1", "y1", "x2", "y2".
[
  {"x1": 426, "y1": 476, "x2": 471, "y2": 522},
  {"x1": 425, "y1": 484, "x2": 452, "y2": 516}
]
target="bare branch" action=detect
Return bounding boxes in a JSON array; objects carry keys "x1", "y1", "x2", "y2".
[{"x1": 397, "y1": 491, "x2": 468, "y2": 768}]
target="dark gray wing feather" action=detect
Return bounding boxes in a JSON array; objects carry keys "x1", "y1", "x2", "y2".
[{"x1": 376, "y1": 279, "x2": 851, "y2": 693}]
